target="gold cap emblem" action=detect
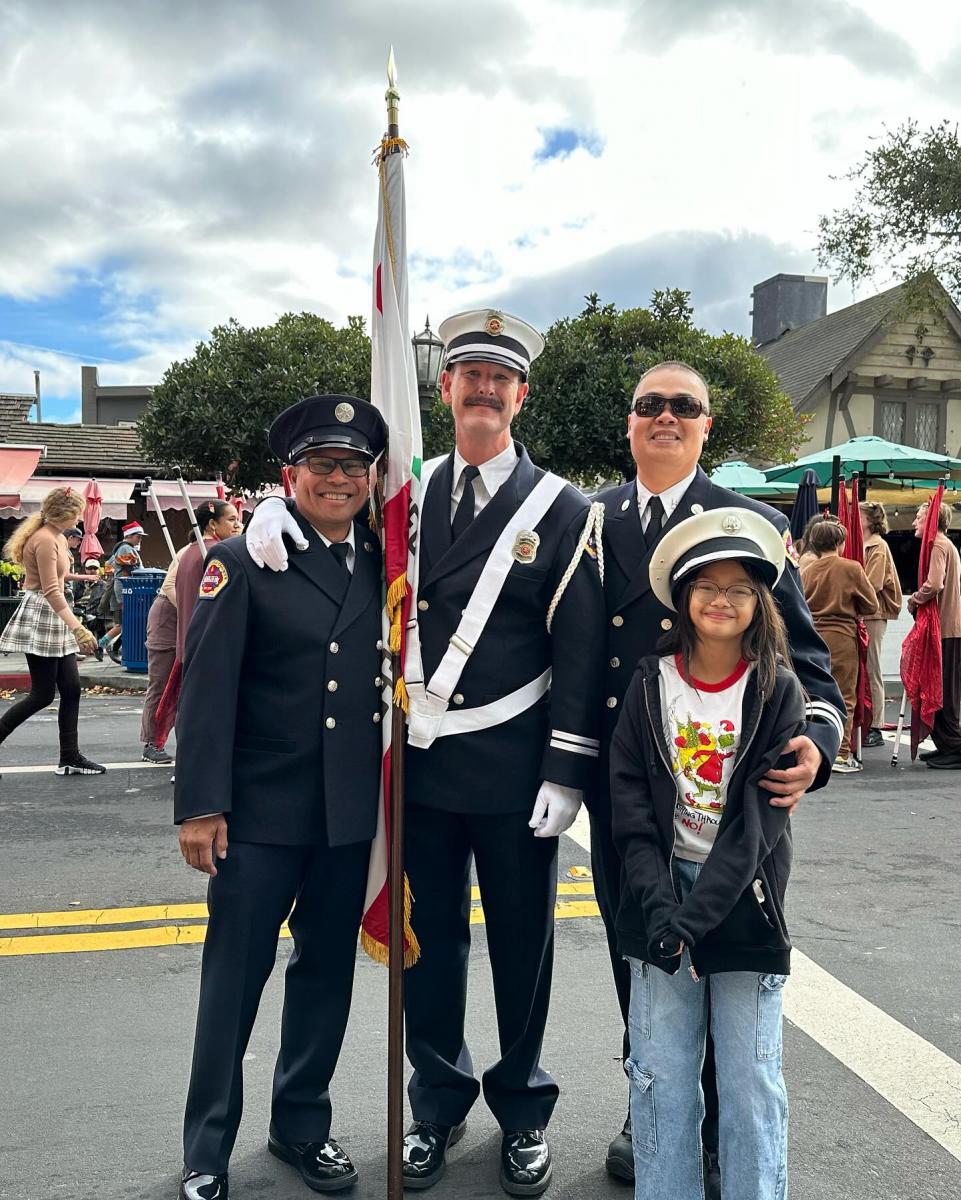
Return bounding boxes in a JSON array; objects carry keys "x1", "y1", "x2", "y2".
[
  {"x1": 512, "y1": 529, "x2": 540, "y2": 564},
  {"x1": 485, "y1": 311, "x2": 505, "y2": 337},
  {"x1": 334, "y1": 402, "x2": 354, "y2": 423}
]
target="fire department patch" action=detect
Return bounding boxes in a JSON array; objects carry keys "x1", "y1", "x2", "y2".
[
  {"x1": 782, "y1": 528, "x2": 800, "y2": 567},
  {"x1": 199, "y1": 558, "x2": 229, "y2": 599}
]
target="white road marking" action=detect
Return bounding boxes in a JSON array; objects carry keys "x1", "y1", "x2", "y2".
[
  {"x1": 563, "y1": 815, "x2": 961, "y2": 1163},
  {"x1": 1, "y1": 761, "x2": 167, "y2": 775}
]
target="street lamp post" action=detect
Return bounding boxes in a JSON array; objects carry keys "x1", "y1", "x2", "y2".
[{"x1": 411, "y1": 316, "x2": 444, "y2": 413}]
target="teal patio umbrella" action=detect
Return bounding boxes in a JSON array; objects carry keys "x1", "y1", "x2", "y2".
[
  {"x1": 710, "y1": 461, "x2": 798, "y2": 498},
  {"x1": 764, "y1": 435, "x2": 961, "y2": 485}
]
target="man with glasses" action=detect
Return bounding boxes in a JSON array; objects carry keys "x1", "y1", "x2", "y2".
[
  {"x1": 173, "y1": 394, "x2": 388, "y2": 1200},
  {"x1": 592, "y1": 362, "x2": 846, "y2": 1195}
]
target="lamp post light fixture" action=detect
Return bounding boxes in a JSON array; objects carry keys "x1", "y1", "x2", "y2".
[{"x1": 412, "y1": 316, "x2": 445, "y2": 413}]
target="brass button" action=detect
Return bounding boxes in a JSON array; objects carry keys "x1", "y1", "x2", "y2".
[
  {"x1": 373, "y1": 713, "x2": 381, "y2": 724},
  {"x1": 453, "y1": 694, "x2": 465, "y2": 705},
  {"x1": 325, "y1": 717, "x2": 336, "y2": 729},
  {"x1": 661, "y1": 618, "x2": 673, "y2": 631},
  {"x1": 606, "y1": 697, "x2": 618, "y2": 709},
  {"x1": 612, "y1": 615, "x2": 624, "y2": 627},
  {"x1": 329, "y1": 642, "x2": 339, "y2": 654},
  {"x1": 327, "y1": 680, "x2": 338, "y2": 692},
  {"x1": 610, "y1": 656, "x2": 620, "y2": 668},
  {"x1": 418, "y1": 599, "x2": 429, "y2": 611}
]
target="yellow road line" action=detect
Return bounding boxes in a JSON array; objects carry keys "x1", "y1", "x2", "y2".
[{"x1": 0, "y1": 899, "x2": 601, "y2": 957}]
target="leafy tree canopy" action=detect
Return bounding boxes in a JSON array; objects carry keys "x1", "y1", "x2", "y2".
[
  {"x1": 425, "y1": 290, "x2": 806, "y2": 484},
  {"x1": 138, "y1": 313, "x2": 371, "y2": 493},
  {"x1": 817, "y1": 120, "x2": 961, "y2": 307}
]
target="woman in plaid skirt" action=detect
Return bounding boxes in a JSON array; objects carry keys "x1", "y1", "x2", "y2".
[{"x1": 0, "y1": 486, "x2": 105, "y2": 776}]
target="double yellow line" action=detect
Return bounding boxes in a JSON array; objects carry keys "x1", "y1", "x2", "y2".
[{"x1": 0, "y1": 883, "x2": 600, "y2": 958}]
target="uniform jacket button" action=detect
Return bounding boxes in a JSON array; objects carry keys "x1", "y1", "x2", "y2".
[
  {"x1": 376, "y1": 639, "x2": 383, "y2": 650},
  {"x1": 375, "y1": 676, "x2": 383, "y2": 687},
  {"x1": 610, "y1": 656, "x2": 620, "y2": 668},
  {"x1": 661, "y1": 618, "x2": 673, "y2": 630},
  {"x1": 329, "y1": 642, "x2": 339, "y2": 654},
  {"x1": 612, "y1": 615, "x2": 624, "y2": 627},
  {"x1": 607, "y1": 697, "x2": 618, "y2": 708},
  {"x1": 325, "y1": 717, "x2": 336, "y2": 729},
  {"x1": 327, "y1": 680, "x2": 338, "y2": 692},
  {"x1": 373, "y1": 713, "x2": 381, "y2": 723},
  {"x1": 418, "y1": 599, "x2": 429, "y2": 611},
  {"x1": 453, "y1": 694, "x2": 464, "y2": 705}
]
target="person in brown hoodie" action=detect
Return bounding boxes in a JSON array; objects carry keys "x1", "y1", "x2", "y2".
[
  {"x1": 859, "y1": 503, "x2": 903, "y2": 747},
  {"x1": 800, "y1": 518, "x2": 878, "y2": 772},
  {"x1": 909, "y1": 501, "x2": 961, "y2": 769}
]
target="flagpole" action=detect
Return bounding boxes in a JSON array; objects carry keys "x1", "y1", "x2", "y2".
[{"x1": 384, "y1": 46, "x2": 407, "y2": 1200}]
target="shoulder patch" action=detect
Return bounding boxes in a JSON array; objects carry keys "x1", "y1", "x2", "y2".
[
  {"x1": 198, "y1": 557, "x2": 229, "y2": 599},
  {"x1": 782, "y1": 528, "x2": 800, "y2": 567}
]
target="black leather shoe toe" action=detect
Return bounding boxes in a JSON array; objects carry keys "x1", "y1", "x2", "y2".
[
  {"x1": 267, "y1": 1133, "x2": 358, "y2": 1192},
  {"x1": 605, "y1": 1114, "x2": 634, "y2": 1183},
  {"x1": 500, "y1": 1130, "x2": 552, "y2": 1196},
  {"x1": 926, "y1": 751, "x2": 961, "y2": 768},
  {"x1": 179, "y1": 1168, "x2": 228, "y2": 1200},
  {"x1": 702, "y1": 1148, "x2": 721, "y2": 1200},
  {"x1": 402, "y1": 1119, "x2": 467, "y2": 1189}
]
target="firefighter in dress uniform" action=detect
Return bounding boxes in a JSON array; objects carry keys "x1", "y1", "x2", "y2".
[
  {"x1": 174, "y1": 395, "x2": 387, "y2": 1200},
  {"x1": 591, "y1": 363, "x2": 846, "y2": 1195},
  {"x1": 244, "y1": 310, "x2": 606, "y2": 1197}
]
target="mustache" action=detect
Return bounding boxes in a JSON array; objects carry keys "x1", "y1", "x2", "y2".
[{"x1": 464, "y1": 395, "x2": 503, "y2": 410}]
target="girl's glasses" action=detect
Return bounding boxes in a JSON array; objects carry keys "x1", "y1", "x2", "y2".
[{"x1": 691, "y1": 581, "x2": 757, "y2": 607}]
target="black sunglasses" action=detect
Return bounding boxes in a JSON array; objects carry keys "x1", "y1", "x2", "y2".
[
  {"x1": 630, "y1": 392, "x2": 708, "y2": 420},
  {"x1": 299, "y1": 455, "x2": 370, "y2": 478}
]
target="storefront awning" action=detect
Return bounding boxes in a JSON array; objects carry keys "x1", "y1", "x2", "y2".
[
  {"x1": 0, "y1": 477, "x2": 138, "y2": 521},
  {"x1": 0, "y1": 445, "x2": 46, "y2": 510},
  {"x1": 142, "y1": 480, "x2": 224, "y2": 512}
]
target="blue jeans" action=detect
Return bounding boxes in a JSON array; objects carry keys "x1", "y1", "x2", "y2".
[{"x1": 626, "y1": 857, "x2": 789, "y2": 1200}]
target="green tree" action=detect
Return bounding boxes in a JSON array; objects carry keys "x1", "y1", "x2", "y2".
[
  {"x1": 817, "y1": 120, "x2": 961, "y2": 306},
  {"x1": 426, "y1": 291, "x2": 805, "y2": 484},
  {"x1": 138, "y1": 312, "x2": 371, "y2": 493}
]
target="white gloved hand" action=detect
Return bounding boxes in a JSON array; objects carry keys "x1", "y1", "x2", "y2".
[
  {"x1": 245, "y1": 497, "x2": 308, "y2": 571},
  {"x1": 529, "y1": 781, "x2": 583, "y2": 838}
]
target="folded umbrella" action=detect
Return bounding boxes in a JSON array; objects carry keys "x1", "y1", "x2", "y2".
[{"x1": 900, "y1": 482, "x2": 945, "y2": 759}]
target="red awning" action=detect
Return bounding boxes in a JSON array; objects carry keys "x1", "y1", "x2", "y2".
[{"x1": 0, "y1": 445, "x2": 45, "y2": 509}]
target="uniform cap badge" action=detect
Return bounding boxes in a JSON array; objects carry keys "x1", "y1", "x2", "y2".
[
  {"x1": 334, "y1": 401, "x2": 355, "y2": 423},
  {"x1": 485, "y1": 311, "x2": 505, "y2": 337},
  {"x1": 721, "y1": 513, "x2": 742, "y2": 534},
  {"x1": 512, "y1": 529, "x2": 540, "y2": 564},
  {"x1": 198, "y1": 558, "x2": 229, "y2": 599}
]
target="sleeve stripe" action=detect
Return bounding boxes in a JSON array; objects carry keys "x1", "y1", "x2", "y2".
[
  {"x1": 805, "y1": 700, "x2": 845, "y2": 739},
  {"x1": 551, "y1": 729, "x2": 600, "y2": 748},
  {"x1": 550, "y1": 738, "x2": 599, "y2": 758}
]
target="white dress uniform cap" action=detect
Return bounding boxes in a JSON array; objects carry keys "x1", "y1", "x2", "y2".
[
  {"x1": 439, "y1": 309, "x2": 545, "y2": 380},
  {"x1": 649, "y1": 507, "x2": 787, "y2": 611}
]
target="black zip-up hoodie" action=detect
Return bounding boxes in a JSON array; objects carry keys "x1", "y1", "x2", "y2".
[{"x1": 610, "y1": 655, "x2": 806, "y2": 977}]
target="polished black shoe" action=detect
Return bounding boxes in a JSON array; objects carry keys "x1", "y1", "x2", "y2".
[
  {"x1": 268, "y1": 1133, "x2": 358, "y2": 1192},
  {"x1": 702, "y1": 1147, "x2": 721, "y2": 1200},
  {"x1": 179, "y1": 1168, "x2": 228, "y2": 1200},
  {"x1": 863, "y1": 728, "x2": 885, "y2": 748},
  {"x1": 926, "y1": 751, "x2": 961, "y2": 769},
  {"x1": 500, "y1": 1130, "x2": 552, "y2": 1196},
  {"x1": 919, "y1": 746, "x2": 942, "y2": 760},
  {"x1": 401, "y1": 1119, "x2": 466, "y2": 1190},
  {"x1": 605, "y1": 1112, "x2": 634, "y2": 1182}
]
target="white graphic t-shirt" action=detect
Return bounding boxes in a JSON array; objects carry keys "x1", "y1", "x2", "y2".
[{"x1": 658, "y1": 654, "x2": 752, "y2": 863}]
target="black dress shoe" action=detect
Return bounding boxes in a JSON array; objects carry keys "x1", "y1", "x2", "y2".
[
  {"x1": 702, "y1": 1147, "x2": 721, "y2": 1200},
  {"x1": 402, "y1": 1120, "x2": 467, "y2": 1189},
  {"x1": 919, "y1": 746, "x2": 942, "y2": 760},
  {"x1": 267, "y1": 1133, "x2": 358, "y2": 1192},
  {"x1": 605, "y1": 1112, "x2": 634, "y2": 1182},
  {"x1": 179, "y1": 1168, "x2": 228, "y2": 1200},
  {"x1": 926, "y1": 751, "x2": 961, "y2": 769},
  {"x1": 500, "y1": 1130, "x2": 552, "y2": 1197}
]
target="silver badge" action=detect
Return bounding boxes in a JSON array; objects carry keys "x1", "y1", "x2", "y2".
[
  {"x1": 721, "y1": 513, "x2": 742, "y2": 533},
  {"x1": 690, "y1": 503, "x2": 704, "y2": 514},
  {"x1": 512, "y1": 530, "x2": 540, "y2": 564},
  {"x1": 334, "y1": 402, "x2": 354, "y2": 423}
]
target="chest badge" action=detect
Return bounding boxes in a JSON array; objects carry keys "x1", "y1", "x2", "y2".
[{"x1": 512, "y1": 530, "x2": 540, "y2": 564}]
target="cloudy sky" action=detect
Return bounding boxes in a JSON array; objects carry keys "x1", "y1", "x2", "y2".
[{"x1": 2, "y1": 0, "x2": 960, "y2": 421}]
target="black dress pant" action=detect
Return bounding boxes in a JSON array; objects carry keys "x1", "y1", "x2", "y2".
[
  {"x1": 404, "y1": 804, "x2": 558, "y2": 1131},
  {"x1": 182, "y1": 837, "x2": 369, "y2": 1175},
  {"x1": 588, "y1": 804, "x2": 719, "y2": 1149},
  {"x1": 933, "y1": 637, "x2": 961, "y2": 754}
]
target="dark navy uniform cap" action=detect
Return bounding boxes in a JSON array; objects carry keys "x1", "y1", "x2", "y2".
[{"x1": 269, "y1": 394, "x2": 388, "y2": 464}]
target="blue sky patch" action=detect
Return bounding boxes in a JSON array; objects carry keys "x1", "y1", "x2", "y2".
[{"x1": 534, "y1": 127, "x2": 604, "y2": 163}]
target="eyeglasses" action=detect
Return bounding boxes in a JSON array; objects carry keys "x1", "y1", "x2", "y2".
[
  {"x1": 691, "y1": 581, "x2": 757, "y2": 607},
  {"x1": 299, "y1": 455, "x2": 370, "y2": 478},
  {"x1": 631, "y1": 393, "x2": 708, "y2": 419}
]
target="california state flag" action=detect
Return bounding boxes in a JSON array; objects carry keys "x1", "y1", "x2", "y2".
[{"x1": 360, "y1": 132, "x2": 422, "y2": 966}]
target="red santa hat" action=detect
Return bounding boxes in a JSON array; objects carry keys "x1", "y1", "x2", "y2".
[{"x1": 121, "y1": 521, "x2": 146, "y2": 538}]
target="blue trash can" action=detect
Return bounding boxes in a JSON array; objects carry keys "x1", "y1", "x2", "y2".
[{"x1": 120, "y1": 569, "x2": 166, "y2": 673}]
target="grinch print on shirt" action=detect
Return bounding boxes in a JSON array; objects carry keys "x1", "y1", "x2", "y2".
[{"x1": 670, "y1": 713, "x2": 737, "y2": 811}]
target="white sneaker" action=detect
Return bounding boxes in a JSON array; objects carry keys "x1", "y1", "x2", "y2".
[{"x1": 831, "y1": 756, "x2": 862, "y2": 774}]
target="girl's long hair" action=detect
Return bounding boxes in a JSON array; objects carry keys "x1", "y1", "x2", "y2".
[
  {"x1": 658, "y1": 560, "x2": 792, "y2": 701},
  {"x1": 3, "y1": 487, "x2": 85, "y2": 565}
]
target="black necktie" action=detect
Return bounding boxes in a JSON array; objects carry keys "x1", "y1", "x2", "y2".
[
  {"x1": 329, "y1": 541, "x2": 351, "y2": 575},
  {"x1": 642, "y1": 495, "x2": 665, "y2": 551},
  {"x1": 451, "y1": 465, "x2": 480, "y2": 541}
]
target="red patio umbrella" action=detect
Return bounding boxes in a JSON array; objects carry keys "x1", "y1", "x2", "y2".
[
  {"x1": 900, "y1": 482, "x2": 945, "y2": 760},
  {"x1": 79, "y1": 479, "x2": 104, "y2": 560}
]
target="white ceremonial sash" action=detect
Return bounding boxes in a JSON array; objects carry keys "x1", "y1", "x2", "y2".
[{"x1": 406, "y1": 471, "x2": 567, "y2": 748}]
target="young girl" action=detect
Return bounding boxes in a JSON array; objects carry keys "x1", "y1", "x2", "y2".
[{"x1": 611, "y1": 507, "x2": 807, "y2": 1200}]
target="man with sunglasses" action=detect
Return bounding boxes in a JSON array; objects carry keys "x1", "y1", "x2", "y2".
[
  {"x1": 592, "y1": 362, "x2": 846, "y2": 1194},
  {"x1": 173, "y1": 395, "x2": 388, "y2": 1200}
]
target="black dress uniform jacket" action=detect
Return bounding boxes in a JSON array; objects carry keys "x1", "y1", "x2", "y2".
[
  {"x1": 174, "y1": 514, "x2": 384, "y2": 846},
  {"x1": 406, "y1": 442, "x2": 606, "y2": 812}
]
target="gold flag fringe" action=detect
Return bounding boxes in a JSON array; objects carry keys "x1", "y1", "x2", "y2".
[
  {"x1": 360, "y1": 876, "x2": 421, "y2": 967},
  {"x1": 371, "y1": 135, "x2": 410, "y2": 165},
  {"x1": 393, "y1": 676, "x2": 409, "y2": 712}
]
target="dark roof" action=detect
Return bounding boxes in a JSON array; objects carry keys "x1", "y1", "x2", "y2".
[
  {"x1": 0, "y1": 394, "x2": 157, "y2": 476},
  {"x1": 758, "y1": 283, "x2": 905, "y2": 410}
]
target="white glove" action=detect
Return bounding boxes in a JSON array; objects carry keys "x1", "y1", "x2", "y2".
[
  {"x1": 529, "y1": 781, "x2": 582, "y2": 838},
  {"x1": 245, "y1": 497, "x2": 308, "y2": 571}
]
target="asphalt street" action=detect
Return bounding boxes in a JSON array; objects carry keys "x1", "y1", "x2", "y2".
[{"x1": 0, "y1": 695, "x2": 959, "y2": 1200}]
